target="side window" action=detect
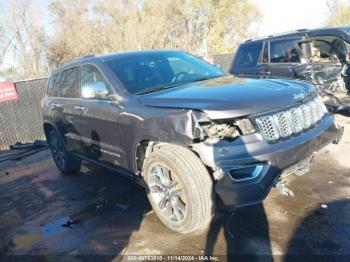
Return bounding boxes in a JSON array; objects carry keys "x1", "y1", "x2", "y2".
[
  {"x1": 59, "y1": 68, "x2": 80, "y2": 98},
  {"x1": 234, "y1": 42, "x2": 263, "y2": 67},
  {"x1": 270, "y1": 39, "x2": 301, "y2": 63},
  {"x1": 47, "y1": 77, "x2": 54, "y2": 96},
  {"x1": 262, "y1": 42, "x2": 269, "y2": 63},
  {"x1": 47, "y1": 73, "x2": 61, "y2": 97},
  {"x1": 81, "y1": 64, "x2": 111, "y2": 92},
  {"x1": 311, "y1": 37, "x2": 350, "y2": 63}
]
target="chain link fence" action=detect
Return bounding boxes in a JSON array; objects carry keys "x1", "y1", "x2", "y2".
[{"x1": 0, "y1": 78, "x2": 48, "y2": 151}]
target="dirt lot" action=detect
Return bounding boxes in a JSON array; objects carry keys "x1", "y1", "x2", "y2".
[{"x1": 0, "y1": 116, "x2": 349, "y2": 261}]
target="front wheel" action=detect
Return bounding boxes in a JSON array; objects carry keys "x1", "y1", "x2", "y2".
[
  {"x1": 48, "y1": 130, "x2": 81, "y2": 174},
  {"x1": 143, "y1": 144, "x2": 214, "y2": 233}
]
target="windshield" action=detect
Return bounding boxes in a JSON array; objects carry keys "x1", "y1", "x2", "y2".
[{"x1": 107, "y1": 51, "x2": 224, "y2": 94}]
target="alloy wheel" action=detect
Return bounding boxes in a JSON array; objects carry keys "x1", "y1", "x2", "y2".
[{"x1": 148, "y1": 164, "x2": 187, "y2": 223}]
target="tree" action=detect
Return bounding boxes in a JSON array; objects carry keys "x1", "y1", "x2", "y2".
[
  {"x1": 205, "y1": 0, "x2": 261, "y2": 53},
  {"x1": 0, "y1": 0, "x2": 48, "y2": 79},
  {"x1": 47, "y1": 0, "x2": 108, "y2": 68},
  {"x1": 48, "y1": 0, "x2": 261, "y2": 67},
  {"x1": 1, "y1": 0, "x2": 261, "y2": 79},
  {"x1": 326, "y1": 0, "x2": 350, "y2": 26},
  {"x1": 0, "y1": 22, "x2": 13, "y2": 70},
  {"x1": 97, "y1": 0, "x2": 261, "y2": 54}
]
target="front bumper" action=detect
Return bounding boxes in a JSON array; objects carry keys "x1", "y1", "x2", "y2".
[{"x1": 192, "y1": 114, "x2": 343, "y2": 207}]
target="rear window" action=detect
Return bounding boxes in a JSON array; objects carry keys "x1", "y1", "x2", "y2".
[
  {"x1": 47, "y1": 73, "x2": 61, "y2": 97},
  {"x1": 59, "y1": 67, "x2": 80, "y2": 98},
  {"x1": 311, "y1": 37, "x2": 350, "y2": 63},
  {"x1": 233, "y1": 42, "x2": 263, "y2": 68},
  {"x1": 270, "y1": 38, "x2": 301, "y2": 63}
]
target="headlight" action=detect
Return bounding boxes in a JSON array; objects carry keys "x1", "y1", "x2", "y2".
[{"x1": 236, "y1": 118, "x2": 256, "y2": 135}]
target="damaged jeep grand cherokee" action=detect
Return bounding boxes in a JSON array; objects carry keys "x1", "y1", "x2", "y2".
[{"x1": 43, "y1": 50, "x2": 343, "y2": 233}]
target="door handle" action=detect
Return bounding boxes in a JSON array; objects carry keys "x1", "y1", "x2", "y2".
[
  {"x1": 74, "y1": 105, "x2": 85, "y2": 111},
  {"x1": 50, "y1": 103, "x2": 64, "y2": 109},
  {"x1": 265, "y1": 71, "x2": 271, "y2": 75}
]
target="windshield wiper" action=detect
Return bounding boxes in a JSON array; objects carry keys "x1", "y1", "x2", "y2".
[
  {"x1": 135, "y1": 76, "x2": 222, "y2": 95},
  {"x1": 135, "y1": 83, "x2": 182, "y2": 95}
]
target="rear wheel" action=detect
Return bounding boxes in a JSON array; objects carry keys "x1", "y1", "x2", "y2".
[
  {"x1": 143, "y1": 144, "x2": 214, "y2": 233},
  {"x1": 48, "y1": 130, "x2": 81, "y2": 174}
]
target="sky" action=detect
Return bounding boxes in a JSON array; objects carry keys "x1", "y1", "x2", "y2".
[{"x1": 252, "y1": 0, "x2": 330, "y2": 37}]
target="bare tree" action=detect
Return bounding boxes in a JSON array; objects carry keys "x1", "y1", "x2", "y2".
[
  {"x1": 48, "y1": 0, "x2": 261, "y2": 66},
  {"x1": 326, "y1": 0, "x2": 350, "y2": 26},
  {"x1": 48, "y1": 0, "x2": 108, "y2": 68},
  {"x1": 96, "y1": 0, "x2": 261, "y2": 54},
  {"x1": 1, "y1": 0, "x2": 48, "y2": 79},
  {"x1": 1, "y1": 0, "x2": 261, "y2": 77}
]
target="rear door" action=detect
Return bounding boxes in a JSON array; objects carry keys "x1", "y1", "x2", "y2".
[
  {"x1": 46, "y1": 72, "x2": 64, "y2": 135},
  {"x1": 267, "y1": 37, "x2": 304, "y2": 79},
  {"x1": 230, "y1": 41, "x2": 266, "y2": 77},
  {"x1": 58, "y1": 67, "x2": 83, "y2": 154}
]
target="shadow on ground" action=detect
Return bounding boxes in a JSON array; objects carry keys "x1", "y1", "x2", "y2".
[{"x1": 0, "y1": 151, "x2": 151, "y2": 258}]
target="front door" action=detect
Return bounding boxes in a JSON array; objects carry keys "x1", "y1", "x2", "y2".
[
  {"x1": 267, "y1": 37, "x2": 304, "y2": 79},
  {"x1": 74, "y1": 64, "x2": 125, "y2": 167}
]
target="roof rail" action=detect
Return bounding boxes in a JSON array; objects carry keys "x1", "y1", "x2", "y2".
[
  {"x1": 80, "y1": 55, "x2": 95, "y2": 59},
  {"x1": 61, "y1": 54, "x2": 95, "y2": 67}
]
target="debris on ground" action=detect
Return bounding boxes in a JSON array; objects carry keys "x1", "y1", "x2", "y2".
[
  {"x1": 10, "y1": 140, "x2": 47, "y2": 150},
  {"x1": 0, "y1": 140, "x2": 47, "y2": 163},
  {"x1": 275, "y1": 180, "x2": 295, "y2": 197},
  {"x1": 321, "y1": 204, "x2": 328, "y2": 209},
  {"x1": 62, "y1": 218, "x2": 80, "y2": 228}
]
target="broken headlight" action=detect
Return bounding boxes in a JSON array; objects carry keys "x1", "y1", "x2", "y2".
[
  {"x1": 199, "y1": 118, "x2": 256, "y2": 143},
  {"x1": 235, "y1": 118, "x2": 256, "y2": 135}
]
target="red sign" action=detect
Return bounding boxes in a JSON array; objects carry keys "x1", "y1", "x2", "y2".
[{"x1": 0, "y1": 82, "x2": 18, "y2": 102}]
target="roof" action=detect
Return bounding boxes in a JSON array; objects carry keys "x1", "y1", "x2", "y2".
[
  {"x1": 244, "y1": 25, "x2": 350, "y2": 44},
  {"x1": 53, "y1": 50, "x2": 181, "y2": 74}
]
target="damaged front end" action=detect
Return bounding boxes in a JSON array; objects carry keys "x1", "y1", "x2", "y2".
[
  {"x1": 190, "y1": 105, "x2": 343, "y2": 208},
  {"x1": 197, "y1": 118, "x2": 256, "y2": 144}
]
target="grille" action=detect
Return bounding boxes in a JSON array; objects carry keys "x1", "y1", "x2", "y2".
[{"x1": 255, "y1": 97, "x2": 328, "y2": 142}]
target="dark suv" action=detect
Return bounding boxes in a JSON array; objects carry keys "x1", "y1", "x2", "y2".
[
  {"x1": 43, "y1": 50, "x2": 343, "y2": 233},
  {"x1": 230, "y1": 26, "x2": 350, "y2": 112}
]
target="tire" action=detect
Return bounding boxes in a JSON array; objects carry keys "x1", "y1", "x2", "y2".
[
  {"x1": 48, "y1": 130, "x2": 81, "y2": 174},
  {"x1": 142, "y1": 144, "x2": 214, "y2": 233}
]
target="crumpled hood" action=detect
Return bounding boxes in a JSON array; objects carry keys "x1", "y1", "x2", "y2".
[{"x1": 138, "y1": 76, "x2": 317, "y2": 119}]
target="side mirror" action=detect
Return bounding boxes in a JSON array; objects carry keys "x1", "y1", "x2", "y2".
[
  {"x1": 81, "y1": 82, "x2": 109, "y2": 99},
  {"x1": 215, "y1": 64, "x2": 223, "y2": 71}
]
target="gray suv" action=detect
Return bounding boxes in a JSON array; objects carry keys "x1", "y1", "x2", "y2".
[{"x1": 43, "y1": 50, "x2": 343, "y2": 233}]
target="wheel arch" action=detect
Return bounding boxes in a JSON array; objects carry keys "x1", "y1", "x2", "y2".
[
  {"x1": 133, "y1": 138, "x2": 194, "y2": 176},
  {"x1": 43, "y1": 121, "x2": 64, "y2": 142}
]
